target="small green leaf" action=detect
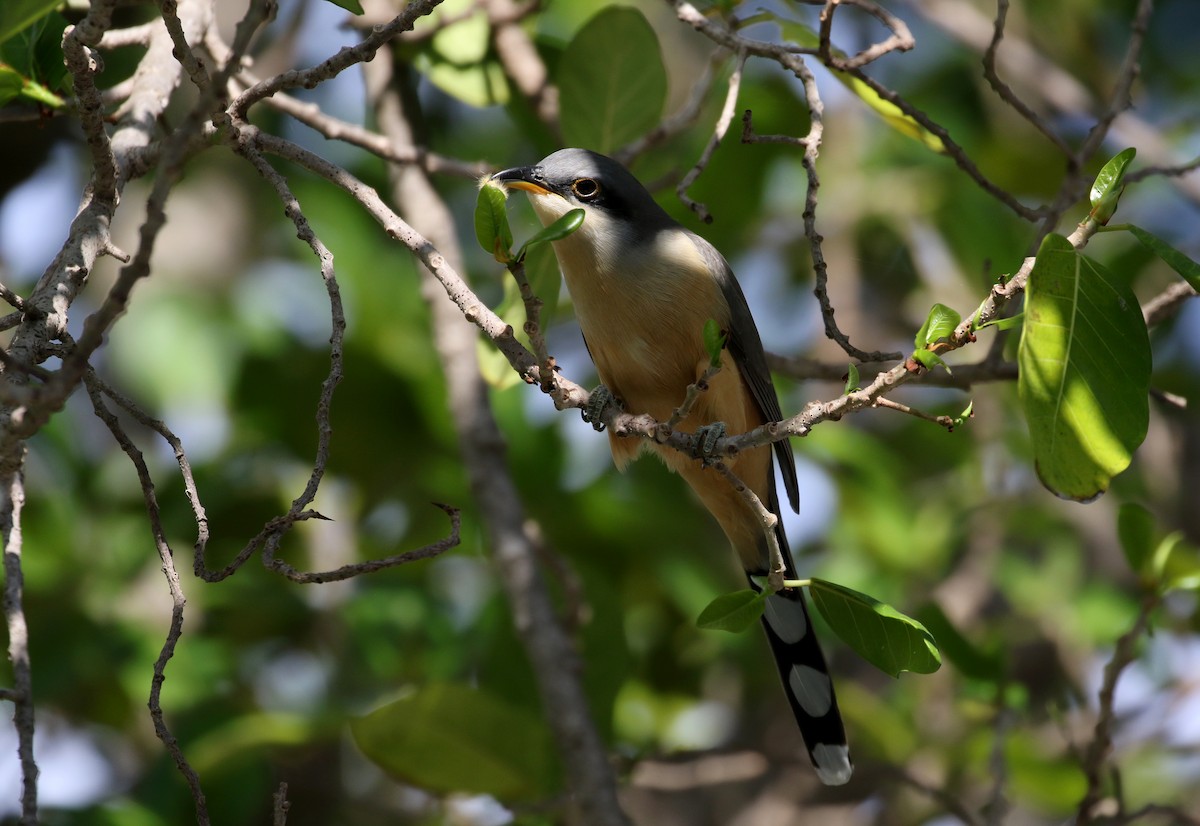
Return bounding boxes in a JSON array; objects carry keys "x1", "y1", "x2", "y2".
[
  {"x1": 351, "y1": 683, "x2": 560, "y2": 801},
  {"x1": 1117, "y1": 503, "x2": 1157, "y2": 580},
  {"x1": 808, "y1": 578, "x2": 940, "y2": 677},
  {"x1": 1162, "y1": 534, "x2": 1200, "y2": 592},
  {"x1": 974, "y1": 311, "x2": 1024, "y2": 332},
  {"x1": 844, "y1": 362, "x2": 860, "y2": 395},
  {"x1": 952, "y1": 400, "x2": 974, "y2": 427},
  {"x1": 474, "y1": 182, "x2": 513, "y2": 263},
  {"x1": 1089, "y1": 148, "x2": 1136, "y2": 224},
  {"x1": 702, "y1": 319, "x2": 727, "y2": 369},
  {"x1": 1127, "y1": 225, "x2": 1200, "y2": 290},
  {"x1": 322, "y1": 0, "x2": 364, "y2": 14},
  {"x1": 0, "y1": 65, "x2": 20, "y2": 106},
  {"x1": 1017, "y1": 233, "x2": 1151, "y2": 500},
  {"x1": 559, "y1": 7, "x2": 667, "y2": 154},
  {"x1": 911, "y1": 348, "x2": 950, "y2": 373},
  {"x1": 515, "y1": 208, "x2": 584, "y2": 261},
  {"x1": 696, "y1": 589, "x2": 766, "y2": 633},
  {"x1": 915, "y1": 303, "x2": 961, "y2": 349}
]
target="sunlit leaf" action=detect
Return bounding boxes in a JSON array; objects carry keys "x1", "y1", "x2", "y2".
[
  {"x1": 974, "y1": 311, "x2": 1024, "y2": 332},
  {"x1": 515, "y1": 208, "x2": 584, "y2": 261},
  {"x1": 352, "y1": 683, "x2": 559, "y2": 801},
  {"x1": 914, "y1": 303, "x2": 961, "y2": 349},
  {"x1": 558, "y1": 6, "x2": 666, "y2": 153},
  {"x1": 1089, "y1": 147, "x2": 1136, "y2": 224},
  {"x1": 412, "y1": 0, "x2": 508, "y2": 107},
  {"x1": 1018, "y1": 233, "x2": 1151, "y2": 500},
  {"x1": 911, "y1": 348, "x2": 950, "y2": 373},
  {"x1": 808, "y1": 579, "x2": 940, "y2": 677},
  {"x1": 696, "y1": 589, "x2": 765, "y2": 633},
  {"x1": 474, "y1": 182, "x2": 513, "y2": 263},
  {"x1": 844, "y1": 363, "x2": 860, "y2": 394}
]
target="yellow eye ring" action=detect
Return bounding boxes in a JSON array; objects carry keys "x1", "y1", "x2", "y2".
[{"x1": 571, "y1": 178, "x2": 601, "y2": 200}]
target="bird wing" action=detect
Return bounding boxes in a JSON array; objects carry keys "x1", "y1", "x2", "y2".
[{"x1": 687, "y1": 232, "x2": 800, "y2": 514}]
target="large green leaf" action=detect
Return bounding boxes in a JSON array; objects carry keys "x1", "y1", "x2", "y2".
[
  {"x1": 1018, "y1": 233, "x2": 1151, "y2": 500},
  {"x1": 351, "y1": 683, "x2": 560, "y2": 801},
  {"x1": 558, "y1": 6, "x2": 666, "y2": 153},
  {"x1": 0, "y1": 0, "x2": 60, "y2": 46},
  {"x1": 808, "y1": 579, "x2": 940, "y2": 678},
  {"x1": 412, "y1": 0, "x2": 508, "y2": 107}
]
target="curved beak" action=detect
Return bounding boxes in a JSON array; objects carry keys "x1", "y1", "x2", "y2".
[{"x1": 491, "y1": 165, "x2": 554, "y2": 196}]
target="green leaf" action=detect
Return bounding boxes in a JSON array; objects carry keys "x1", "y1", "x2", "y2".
[
  {"x1": 773, "y1": 16, "x2": 945, "y2": 153},
  {"x1": 351, "y1": 683, "x2": 559, "y2": 801},
  {"x1": 808, "y1": 578, "x2": 940, "y2": 677},
  {"x1": 1161, "y1": 534, "x2": 1200, "y2": 591},
  {"x1": 322, "y1": 0, "x2": 364, "y2": 14},
  {"x1": 558, "y1": 7, "x2": 667, "y2": 154},
  {"x1": 0, "y1": 0, "x2": 60, "y2": 46},
  {"x1": 915, "y1": 603, "x2": 1003, "y2": 681},
  {"x1": 515, "y1": 208, "x2": 584, "y2": 261},
  {"x1": 0, "y1": 65, "x2": 20, "y2": 106},
  {"x1": 1089, "y1": 147, "x2": 1136, "y2": 224},
  {"x1": 702, "y1": 318, "x2": 727, "y2": 369},
  {"x1": 1117, "y1": 503, "x2": 1157, "y2": 580},
  {"x1": 914, "y1": 302, "x2": 961, "y2": 349},
  {"x1": 911, "y1": 348, "x2": 950, "y2": 373},
  {"x1": 974, "y1": 311, "x2": 1024, "y2": 332},
  {"x1": 696, "y1": 589, "x2": 766, "y2": 633},
  {"x1": 1127, "y1": 225, "x2": 1200, "y2": 290},
  {"x1": 411, "y1": 0, "x2": 508, "y2": 107},
  {"x1": 474, "y1": 182, "x2": 513, "y2": 263},
  {"x1": 844, "y1": 362, "x2": 860, "y2": 395},
  {"x1": 1017, "y1": 233, "x2": 1151, "y2": 500}
]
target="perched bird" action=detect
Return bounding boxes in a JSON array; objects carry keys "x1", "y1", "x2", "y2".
[{"x1": 493, "y1": 149, "x2": 852, "y2": 785}]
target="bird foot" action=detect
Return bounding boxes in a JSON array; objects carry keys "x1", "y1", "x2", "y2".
[
  {"x1": 582, "y1": 385, "x2": 620, "y2": 432},
  {"x1": 695, "y1": 421, "x2": 727, "y2": 463}
]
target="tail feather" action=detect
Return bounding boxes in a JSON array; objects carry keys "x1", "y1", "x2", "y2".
[
  {"x1": 750, "y1": 466, "x2": 853, "y2": 785},
  {"x1": 753, "y1": 581, "x2": 852, "y2": 785}
]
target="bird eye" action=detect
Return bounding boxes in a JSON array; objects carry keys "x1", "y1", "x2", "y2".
[{"x1": 571, "y1": 178, "x2": 601, "y2": 200}]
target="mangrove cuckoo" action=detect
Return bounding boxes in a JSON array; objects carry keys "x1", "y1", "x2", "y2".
[{"x1": 493, "y1": 149, "x2": 852, "y2": 786}]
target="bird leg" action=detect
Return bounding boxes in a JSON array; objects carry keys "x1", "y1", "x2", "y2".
[
  {"x1": 694, "y1": 421, "x2": 727, "y2": 463},
  {"x1": 581, "y1": 385, "x2": 621, "y2": 432}
]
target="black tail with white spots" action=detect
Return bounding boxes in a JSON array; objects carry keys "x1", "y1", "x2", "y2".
[
  {"x1": 751, "y1": 487, "x2": 852, "y2": 785},
  {"x1": 752, "y1": 577, "x2": 852, "y2": 784}
]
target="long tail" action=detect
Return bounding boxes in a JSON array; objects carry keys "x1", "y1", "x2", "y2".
[{"x1": 751, "y1": 484, "x2": 853, "y2": 785}]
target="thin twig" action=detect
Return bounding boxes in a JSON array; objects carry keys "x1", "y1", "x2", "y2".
[
  {"x1": 1, "y1": 458, "x2": 36, "y2": 825},
  {"x1": 677, "y1": 48, "x2": 746, "y2": 223},
  {"x1": 982, "y1": 0, "x2": 1073, "y2": 156},
  {"x1": 872, "y1": 395, "x2": 961, "y2": 431},
  {"x1": 710, "y1": 461, "x2": 785, "y2": 591},
  {"x1": 1075, "y1": 594, "x2": 1159, "y2": 825},
  {"x1": 83, "y1": 370, "x2": 210, "y2": 824}
]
